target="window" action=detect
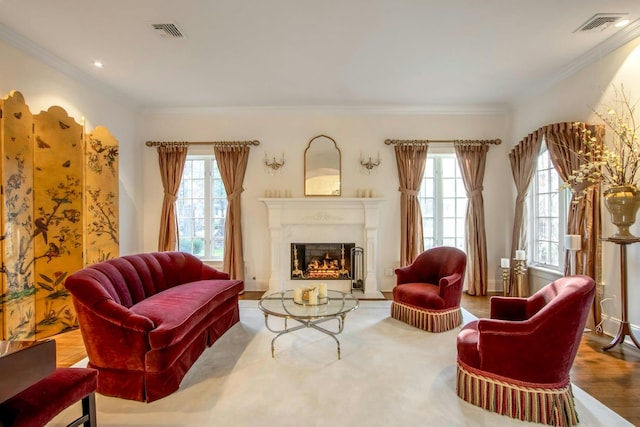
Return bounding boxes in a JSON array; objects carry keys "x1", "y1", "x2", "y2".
[
  {"x1": 418, "y1": 154, "x2": 467, "y2": 250},
  {"x1": 530, "y1": 145, "x2": 569, "y2": 270},
  {"x1": 177, "y1": 156, "x2": 227, "y2": 260}
]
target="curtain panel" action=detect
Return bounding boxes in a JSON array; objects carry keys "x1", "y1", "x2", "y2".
[
  {"x1": 394, "y1": 143, "x2": 428, "y2": 266},
  {"x1": 157, "y1": 145, "x2": 188, "y2": 252},
  {"x1": 543, "y1": 122, "x2": 604, "y2": 328},
  {"x1": 214, "y1": 145, "x2": 250, "y2": 280},
  {"x1": 455, "y1": 143, "x2": 489, "y2": 296},
  {"x1": 508, "y1": 130, "x2": 543, "y2": 296}
]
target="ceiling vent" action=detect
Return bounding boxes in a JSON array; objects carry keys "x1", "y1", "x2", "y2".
[
  {"x1": 574, "y1": 13, "x2": 628, "y2": 32},
  {"x1": 151, "y1": 23, "x2": 185, "y2": 39}
]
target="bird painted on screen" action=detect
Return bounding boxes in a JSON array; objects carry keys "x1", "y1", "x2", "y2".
[
  {"x1": 45, "y1": 242, "x2": 60, "y2": 262},
  {"x1": 34, "y1": 217, "x2": 48, "y2": 244}
]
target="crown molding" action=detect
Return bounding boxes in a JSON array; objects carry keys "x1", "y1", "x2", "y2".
[
  {"x1": 516, "y1": 18, "x2": 640, "y2": 102},
  {"x1": 0, "y1": 23, "x2": 140, "y2": 110},
  {"x1": 141, "y1": 103, "x2": 510, "y2": 116}
]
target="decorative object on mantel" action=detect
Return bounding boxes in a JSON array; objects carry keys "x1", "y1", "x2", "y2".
[
  {"x1": 264, "y1": 153, "x2": 285, "y2": 173},
  {"x1": 264, "y1": 189, "x2": 292, "y2": 198},
  {"x1": 562, "y1": 85, "x2": 640, "y2": 238},
  {"x1": 356, "y1": 189, "x2": 375, "y2": 197},
  {"x1": 360, "y1": 152, "x2": 380, "y2": 173}
]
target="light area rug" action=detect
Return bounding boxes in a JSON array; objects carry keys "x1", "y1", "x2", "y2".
[{"x1": 51, "y1": 300, "x2": 631, "y2": 427}]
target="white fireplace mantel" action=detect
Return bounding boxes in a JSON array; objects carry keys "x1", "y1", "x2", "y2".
[{"x1": 260, "y1": 198, "x2": 385, "y2": 298}]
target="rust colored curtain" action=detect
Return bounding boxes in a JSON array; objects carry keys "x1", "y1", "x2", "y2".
[
  {"x1": 508, "y1": 131, "x2": 543, "y2": 296},
  {"x1": 214, "y1": 145, "x2": 250, "y2": 280},
  {"x1": 394, "y1": 143, "x2": 428, "y2": 266},
  {"x1": 455, "y1": 143, "x2": 489, "y2": 296},
  {"x1": 157, "y1": 145, "x2": 188, "y2": 251},
  {"x1": 543, "y1": 122, "x2": 604, "y2": 328}
]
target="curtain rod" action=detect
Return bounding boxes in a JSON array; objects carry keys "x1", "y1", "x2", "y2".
[
  {"x1": 384, "y1": 138, "x2": 501, "y2": 145},
  {"x1": 145, "y1": 140, "x2": 260, "y2": 147}
]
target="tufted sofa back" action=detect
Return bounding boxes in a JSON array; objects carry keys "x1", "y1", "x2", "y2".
[{"x1": 66, "y1": 252, "x2": 217, "y2": 308}]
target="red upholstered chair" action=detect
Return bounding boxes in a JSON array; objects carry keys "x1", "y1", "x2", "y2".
[
  {"x1": 0, "y1": 367, "x2": 98, "y2": 427},
  {"x1": 391, "y1": 246, "x2": 467, "y2": 332},
  {"x1": 456, "y1": 275, "x2": 595, "y2": 426}
]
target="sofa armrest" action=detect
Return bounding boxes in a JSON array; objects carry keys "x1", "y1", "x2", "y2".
[
  {"x1": 92, "y1": 300, "x2": 155, "y2": 332},
  {"x1": 490, "y1": 296, "x2": 528, "y2": 320},
  {"x1": 200, "y1": 264, "x2": 230, "y2": 280},
  {"x1": 72, "y1": 299, "x2": 155, "y2": 370}
]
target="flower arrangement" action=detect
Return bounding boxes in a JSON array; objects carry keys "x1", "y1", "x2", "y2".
[{"x1": 565, "y1": 85, "x2": 640, "y2": 198}]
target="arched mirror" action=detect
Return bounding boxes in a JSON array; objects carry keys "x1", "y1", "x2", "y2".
[{"x1": 304, "y1": 135, "x2": 341, "y2": 196}]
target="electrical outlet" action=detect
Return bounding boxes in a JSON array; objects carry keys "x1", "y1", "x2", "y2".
[{"x1": 384, "y1": 268, "x2": 393, "y2": 276}]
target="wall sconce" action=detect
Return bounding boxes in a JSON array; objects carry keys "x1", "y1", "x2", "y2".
[
  {"x1": 360, "y1": 152, "x2": 380, "y2": 174},
  {"x1": 264, "y1": 153, "x2": 285, "y2": 174}
]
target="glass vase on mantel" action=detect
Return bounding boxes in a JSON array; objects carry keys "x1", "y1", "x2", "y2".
[{"x1": 603, "y1": 185, "x2": 640, "y2": 239}]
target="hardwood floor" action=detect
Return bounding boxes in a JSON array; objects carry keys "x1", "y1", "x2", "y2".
[{"x1": 53, "y1": 291, "x2": 639, "y2": 425}]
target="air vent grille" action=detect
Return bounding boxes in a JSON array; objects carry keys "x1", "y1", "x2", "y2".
[
  {"x1": 151, "y1": 23, "x2": 185, "y2": 39},
  {"x1": 574, "y1": 13, "x2": 627, "y2": 32}
]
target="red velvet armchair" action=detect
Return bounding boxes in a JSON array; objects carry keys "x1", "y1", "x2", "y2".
[
  {"x1": 391, "y1": 246, "x2": 466, "y2": 332},
  {"x1": 456, "y1": 275, "x2": 595, "y2": 426}
]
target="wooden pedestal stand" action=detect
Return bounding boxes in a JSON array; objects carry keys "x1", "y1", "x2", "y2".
[{"x1": 602, "y1": 237, "x2": 640, "y2": 351}]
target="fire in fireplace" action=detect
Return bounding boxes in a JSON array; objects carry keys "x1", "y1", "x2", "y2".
[{"x1": 291, "y1": 243, "x2": 355, "y2": 280}]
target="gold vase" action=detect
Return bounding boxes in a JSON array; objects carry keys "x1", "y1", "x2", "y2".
[{"x1": 604, "y1": 185, "x2": 640, "y2": 238}]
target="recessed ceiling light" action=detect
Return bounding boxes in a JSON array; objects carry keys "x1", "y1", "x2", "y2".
[
  {"x1": 615, "y1": 19, "x2": 631, "y2": 28},
  {"x1": 93, "y1": 60, "x2": 104, "y2": 68}
]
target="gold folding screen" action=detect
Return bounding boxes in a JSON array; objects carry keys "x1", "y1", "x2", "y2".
[{"x1": 0, "y1": 91, "x2": 119, "y2": 340}]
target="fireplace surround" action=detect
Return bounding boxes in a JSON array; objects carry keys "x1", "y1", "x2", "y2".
[{"x1": 261, "y1": 198, "x2": 384, "y2": 298}]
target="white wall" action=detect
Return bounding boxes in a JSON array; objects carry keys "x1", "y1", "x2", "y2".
[
  {"x1": 139, "y1": 110, "x2": 512, "y2": 292},
  {"x1": 0, "y1": 39, "x2": 143, "y2": 255},
  {"x1": 511, "y1": 36, "x2": 640, "y2": 340}
]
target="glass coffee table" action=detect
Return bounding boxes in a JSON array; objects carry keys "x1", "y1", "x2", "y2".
[{"x1": 259, "y1": 289, "x2": 359, "y2": 359}]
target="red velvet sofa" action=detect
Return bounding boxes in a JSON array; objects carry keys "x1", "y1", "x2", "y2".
[{"x1": 65, "y1": 251, "x2": 244, "y2": 402}]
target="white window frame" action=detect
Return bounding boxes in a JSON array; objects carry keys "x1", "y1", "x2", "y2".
[
  {"x1": 418, "y1": 151, "x2": 467, "y2": 251},
  {"x1": 177, "y1": 153, "x2": 227, "y2": 261},
  {"x1": 528, "y1": 143, "x2": 570, "y2": 272}
]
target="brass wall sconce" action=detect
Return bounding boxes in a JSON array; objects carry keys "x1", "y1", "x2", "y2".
[
  {"x1": 264, "y1": 153, "x2": 285, "y2": 173},
  {"x1": 360, "y1": 153, "x2": 380, "y2": 173}
]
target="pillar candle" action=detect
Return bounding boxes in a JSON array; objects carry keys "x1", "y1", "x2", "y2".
[
  {"x1": 318, "y1": 283, "x2": 327, "y2": 298},
  {"x1": 500, "y1": 258, "x2": 510, "y2": 269},
  {"x1": 515, "y1": 250, "x2": 526, "y2": 260},
  {"x1": 308, "y1": 289, "x2": 318, "y2": 305},
  {"x1": 293, "y1": 288, "x2": 302, "y2": 303}
]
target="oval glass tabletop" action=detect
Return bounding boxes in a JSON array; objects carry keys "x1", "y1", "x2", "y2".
[{"x1": 259, "y1": 289, "x2": 359, "y2": 319}]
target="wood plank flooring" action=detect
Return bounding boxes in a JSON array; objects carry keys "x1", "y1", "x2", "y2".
[{"x1": 53, "y1": 291, "x2": 639, "y2": 425}]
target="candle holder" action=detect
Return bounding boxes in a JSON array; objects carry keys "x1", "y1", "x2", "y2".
[
  {"x1": 501, "y1": 267, "x2": 511, "y2": 296},
  {"x1": 513, "y1": 259, "x2": 527, "y2": 296}
]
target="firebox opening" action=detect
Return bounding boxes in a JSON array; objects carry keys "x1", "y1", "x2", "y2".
[{"x1": 291, "y1": 243, "x2": 355, "y2": 280}]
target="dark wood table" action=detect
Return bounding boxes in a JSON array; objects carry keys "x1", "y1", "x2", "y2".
[
  {"x1": 0, "y1": 339, "x2": 56, "y2": 403},
  {"x1": 602, "y1": 237, "x2": 640, "y2": 351}
]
